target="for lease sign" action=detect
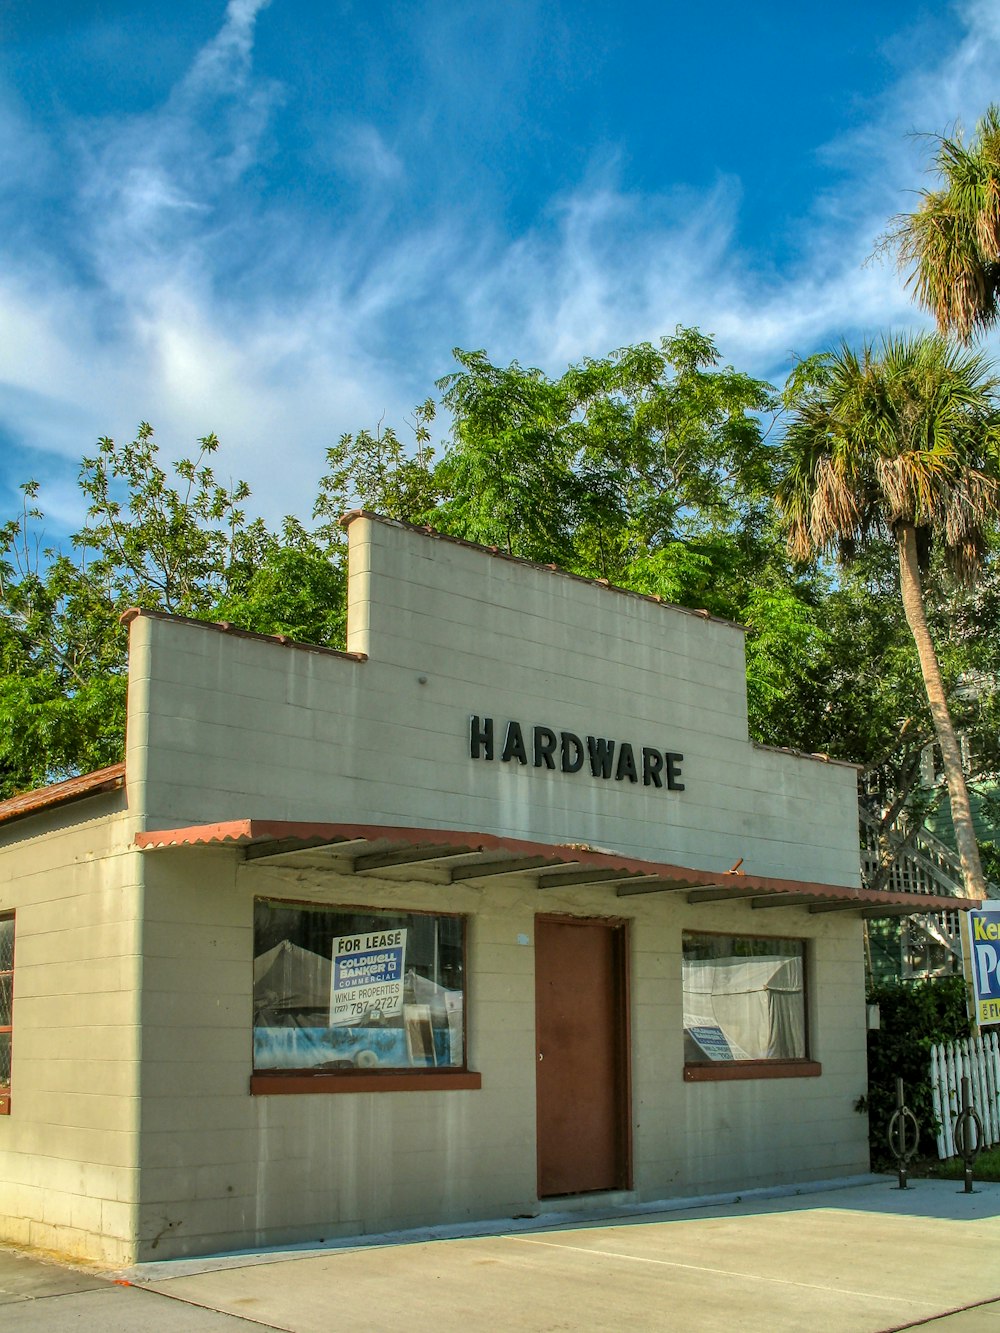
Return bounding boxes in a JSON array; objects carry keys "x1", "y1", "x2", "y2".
[
  {"x1": 964, "y1": 906, "x2": 1000, "y2": 1028},
  {"x1": 329, "y1": 929, "x2": 407, "y2": 1027}
]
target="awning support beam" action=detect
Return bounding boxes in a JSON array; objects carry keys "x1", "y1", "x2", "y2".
[
  {"x1": 537, "y1": 867, "x2": 639, "y2": 890},
  {"x1": 751, "y1": 894, "x2": 834, "y2": 910},
  {"x1": 450, "y1": 856, "x2": 555, "y2": 881},
  {"x1": 244, "y1": 837, "x2": 370, "y2": 862},
  {"x1": 616, "y1": 878, "x2": 705, "y2": 897},
  {"x1": 352, "y1": 845, "x2": 476, "y2": 873},
  {"x1": 685, "y1": 885, "x2": 758, "y2": 904}
]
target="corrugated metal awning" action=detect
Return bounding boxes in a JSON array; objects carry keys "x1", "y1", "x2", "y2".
[
  {"x1": 133, "y1": 820, "x2": 980, "y2": 919},
  {"x1": 0, "y1": 764, "x2": 126, "y2": 828}
]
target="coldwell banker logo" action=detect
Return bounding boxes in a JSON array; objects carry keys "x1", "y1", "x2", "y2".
[{"x1": 470, "y1": 715, "x2": 685, "y2": 791}]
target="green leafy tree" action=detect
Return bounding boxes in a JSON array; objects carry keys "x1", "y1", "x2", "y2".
[
  {"x1": 776, "y1": 334, "x2": 1000, "y2": 897},
  {"x1": 10, "y1": 329, "x2": 1000, "y2": 839},
  {"x1": 1, "y1": 478, "x2": 132, "y2": 792},
  {"x1": 76, "y1": 424, "x2": 269, "y2": 616},
  {"x1": 314, "y1": 401, "x2": 440, "y2": 539},
  {"x1": 432, "y1": 330, "x2": 777, "y2": 580},
  {"x1": 0, "y1": 426, "x2": 346, "y2": 797},
  {"x1": 428, "y1": 333, "x2": 878, "y2": 755},
  {"x1": 1, "y1": 408, "x2": 458, "y2": 797}
]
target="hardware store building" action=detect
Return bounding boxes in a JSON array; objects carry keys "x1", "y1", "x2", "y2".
[{"x1": 0, "y1": 513, "x2": 973, "y2": 1265}]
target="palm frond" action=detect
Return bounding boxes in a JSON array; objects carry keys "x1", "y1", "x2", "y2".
[
  {"x1": 888, "y1": 105, "x2": 1000, "y2": 340},
  {"x1": 777, "y1": 333, "x2": 1000, "y2": 579}
]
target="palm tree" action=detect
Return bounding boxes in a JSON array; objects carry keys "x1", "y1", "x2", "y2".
[
  {"x1": 890, "y1": 105, "x2": 1000, "y2": 343},
  {"x1": 776, "y1": 333, "x2": 1000, "y2": 898}
]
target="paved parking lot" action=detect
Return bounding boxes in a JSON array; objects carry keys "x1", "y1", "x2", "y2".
[{"x1": 3, "y1": 1177, "x2": 1000, "y2": 1331}]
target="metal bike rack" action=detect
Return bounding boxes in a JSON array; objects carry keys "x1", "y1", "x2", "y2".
[
  {"x1": 887, "y1": 1076, "x2": 919, "y2": 1190},
  {"x1": 953, "y1": 1076, "x2": 985, "y2": 1195}
]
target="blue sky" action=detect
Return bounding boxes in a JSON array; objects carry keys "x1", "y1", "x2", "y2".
[{"x1": 2, "y1": 1, "x2": 999, "y2": 540}]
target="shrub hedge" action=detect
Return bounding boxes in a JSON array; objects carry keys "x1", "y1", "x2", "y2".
[{"x1": 862, "y1": 974, "x2": 971, "y2": 1167}]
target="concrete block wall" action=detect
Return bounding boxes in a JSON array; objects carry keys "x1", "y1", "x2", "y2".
[
  {"x1": 133, "y1": 852, "x2": 869, "y2": 1261},
  {"x1": 134, "y1": 852, "x2": 542, "y2": 1258},
  {"x1": 632, "y1": 896, "x2": 869, "y2": 1196},
  {"x1": 0, "y1": 514, "x2": 870, "y2": 1265},
  {"x1": 129, "y1": 515, "x2": 861, "y2": 889},
  {"x1": 0, "y1": 798, "x2": 142, "y2": 1266}
]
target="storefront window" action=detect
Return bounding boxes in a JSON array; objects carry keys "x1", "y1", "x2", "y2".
[
  {"x1": 683, "y1": 932, "x2": 806, "y2": 1064},
  {"x1": 253, "y1": 898, "x2": 466, "y2": 1074}
]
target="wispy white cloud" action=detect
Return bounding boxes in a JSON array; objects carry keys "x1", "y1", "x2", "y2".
[
  {"x1": 3, "y1": 0, "x2": 1000, "y2": 540},
  {"x1": 473, "y1": 0, "x2": 1000, "y2": 383},
  {"x1": 183, "y1": 0, "x2": 272, "y2": 98},
  {"x1": 328, "y1": 123, "x2": 405, "y2": 185}
]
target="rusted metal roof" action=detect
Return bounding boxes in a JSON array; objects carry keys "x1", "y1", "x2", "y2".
[
  {"x1": 133, "y1": 819, "x2": 980, "y2": 918},
  {"x1": 0, "y1": 763, "x2": 126, "y2": 828}
]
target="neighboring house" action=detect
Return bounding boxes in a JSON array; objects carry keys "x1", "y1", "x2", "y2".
[
  {"x1": 0, "y1": 513, "x2": 976, "y2": 1266},
  {"x1": 860, "y1": 789, "x2": 1000, "y2": 980}
]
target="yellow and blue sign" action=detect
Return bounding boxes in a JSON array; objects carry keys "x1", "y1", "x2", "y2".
[{"x1": 965, "y1": 907, "x2": 1000, "y2": 1028}]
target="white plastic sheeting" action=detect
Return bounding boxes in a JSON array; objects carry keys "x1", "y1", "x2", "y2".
[{"x1": 683, "y1": 955, "x2": 805, "y2": 1060}]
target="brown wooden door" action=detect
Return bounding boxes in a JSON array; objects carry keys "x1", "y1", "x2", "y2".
[{"x1": 534, "y1": 915, "x2": 630, "y2": 1197}]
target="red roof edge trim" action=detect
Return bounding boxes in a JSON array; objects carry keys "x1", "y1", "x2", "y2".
[
  {"x1": 136, "y1": 819, "x2": 258, "y2": 849},
  {"x1": 338, "y1": 511, "x2": 749, "y2": 633},
  {"x1": 119, "y1": 608, "x2": 367, "y2": 662},
  {"x1": 132, "y1": 819, "x2": 978, "y2": 912},
  {"x1": 0, "y1": 763, "x2": 126, "y2": 828}
]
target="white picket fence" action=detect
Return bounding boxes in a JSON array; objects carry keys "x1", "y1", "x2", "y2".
[{"x1": 929, "y1": 1034, "x2": 1000, "y2": 1159}]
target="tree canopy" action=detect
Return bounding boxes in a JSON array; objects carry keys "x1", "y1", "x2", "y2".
[
  {"x1": 775, "y1": 333, "x2": 1000, "y2": 895},
  {"x1": 0, "y1": 426, "x2": 346, "y2": 793},
  {"x1": 4, "y1": 326, "x2": 1000, "y2": 901}
]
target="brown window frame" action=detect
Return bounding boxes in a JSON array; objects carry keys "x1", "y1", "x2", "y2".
[
  {"x1": 251, "y1": 896, "x2": 481, "y2": 1096},
  {"x1": 682, "y1": 928, "x2": 820, "y2": 1082},
  {"x1": 0, "y1": 912, "x2": 13, "y2": 1114}
]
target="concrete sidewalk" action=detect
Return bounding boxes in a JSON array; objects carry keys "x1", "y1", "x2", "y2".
[
  {"x1": 0, "y1": 1245, "x2": 278, "y2": 1329},
  {"x1": 4, "y1": 1176, "x2": 1000, "y2": 1331}
]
